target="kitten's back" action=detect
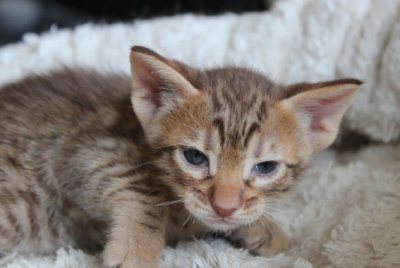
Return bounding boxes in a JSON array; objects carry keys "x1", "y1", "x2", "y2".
[
  {"x1": 0, "y1": 69, "x2": 143, "y2": 254},
  {"x1": 0, "y1": 69, "x2": 132, "y2": 133}
]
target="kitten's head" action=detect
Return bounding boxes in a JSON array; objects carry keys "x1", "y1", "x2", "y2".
[{"x1": 129, "y1": 46, "x2": 361, "y2": 231}]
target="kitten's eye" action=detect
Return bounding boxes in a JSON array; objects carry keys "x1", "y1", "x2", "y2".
[
  {"x1": 253, "y1": 161, "x2": 278, "y2": 175},
  {"x1": 183, "y1": 149, "x2": 208, "y2": 166}
]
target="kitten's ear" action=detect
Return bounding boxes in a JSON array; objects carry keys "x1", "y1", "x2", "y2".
[
  {"x1": 279, "y1": 79, "x2": 362, "y2": 153},
  {"x1": 130, "y1": 46, "x2": 199, "y2": 127}
]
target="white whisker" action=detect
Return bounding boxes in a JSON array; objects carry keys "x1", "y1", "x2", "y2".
[
  {"x1": 262, "y1": 212, "x2": 275, "y2": 222},
  {"x1": 155, "y1": 143, "x2": 185, "y2": 150},
  {"x1": 132, "y1": 160, "x2": 157, "y2": 169},
  {"x1": 154, "y1": 199, "x2": 184, "y2": 206},
  {"x1": 261, "y1": 215, "x2": 273, "y2": 234},
  {"x1": 264, "y1": 208, "x2": 281, "y2": 215},
  {"x1": 154, "y1": 136, "x2": 199, "y2": 150},
  {"x1": 258, "y1": 216, "x2": 266, "y2": 227},
  {"x1": 183, "y1": 214, "x2": 192, "y2": 226}
]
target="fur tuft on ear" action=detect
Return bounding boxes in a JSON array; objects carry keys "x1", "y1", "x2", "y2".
[
  {"x1": 130, "y1": 46, "x2": 199, "y2": 130},
  {"x1": 280, "y1": 79, "x2": 362, "y2": 153}
]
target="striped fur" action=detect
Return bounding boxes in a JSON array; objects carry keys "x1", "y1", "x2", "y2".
[{"x1": 0, "y1": 47, "x2": 360, "y2": 268}]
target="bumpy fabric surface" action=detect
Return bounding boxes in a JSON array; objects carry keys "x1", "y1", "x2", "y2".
[{"x1": 1, "y1": 0, "x2": 400, "y2": 267}]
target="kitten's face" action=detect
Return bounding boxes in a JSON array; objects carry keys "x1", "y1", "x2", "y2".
[
  {"x1": 129, "y1": 46, "x2": 360, "y2": 231},
  {"x1": 155, "y1": 69, "x2": 306, "y2": 231}
]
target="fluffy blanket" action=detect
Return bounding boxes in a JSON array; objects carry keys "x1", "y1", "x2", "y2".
[{"x1": 1, "y1": 0, "x2": 400, "y2": 267}]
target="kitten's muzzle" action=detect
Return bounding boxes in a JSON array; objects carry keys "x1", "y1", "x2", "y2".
[
  {"x1": 212, "y1": 204, "x2": 237, "y2": 218},
  {"x1": 209, "y1": 183, "x2": 243, "y2": 218}
]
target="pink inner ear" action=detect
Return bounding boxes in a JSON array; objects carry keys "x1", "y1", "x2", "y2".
[
  {"x1": 306, "y1": 92, "x2": 352, "y2": 133},
  {"x1": 135, "y1": 64, "x2": 164, "y2": 111},
  {"x1": 140, "y1": 82, "x2": 161, "y2": 110}
]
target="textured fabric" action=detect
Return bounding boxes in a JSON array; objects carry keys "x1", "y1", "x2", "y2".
[
  {"x1": 1, "y1": 0, "x2": 399, "y2": 141},
  {"x1": 1, "y1": 0, "x2": 400, "y2": 267},
  {"x1": 3, "y1": 146, "x2": 400, "y2": 268}
]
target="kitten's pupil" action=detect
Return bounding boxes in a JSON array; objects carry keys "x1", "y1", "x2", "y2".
[
  {"x1": 254, "y1": 161, "x2": 278, "y2": 175},
  {"x1": 183, "y1": 149, "x2": 208, "y2": 166}
]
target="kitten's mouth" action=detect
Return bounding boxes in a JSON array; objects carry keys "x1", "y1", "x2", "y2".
[
  {"x1": 202, "y1": 216, "x2": 241, "y2": 231},
  {"x1": 208, "y1": 217, "x2": 231, "y2": 224}
]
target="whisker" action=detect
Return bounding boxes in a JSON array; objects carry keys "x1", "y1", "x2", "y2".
[
  {"x1": 251, "y1": 200, "x2": 284, "y2": 208},
  {"x1": 264, "y1": 207, "x2": 282, "y2": 214},
  {"x1": 131, "y1": 160, "x2": 157, "y2": 169},
  {"x1": 260, "y1": 215, "x2": 273, "y2": 234},
  {"x1": 262, "y1": 211, "x2": 275, "y2": 221},
  {"x1": 154, "y1": 137, "x2": 199, "y2": 150},
  {"x1": 155, "y1": 143, "x2": 185, "y2": 150},
  {"x1": 182, "y1": 214, "x2": 192, "y2": 226},
  {"x1": 258, "y1": 216, "x2": 266, "y2": 227},
  {"x1": 154, "y1": 199, "x2": 184, "y2": 206},
  {"x1": 171, "y1": 135, "x2": 198, "y2": 139}
]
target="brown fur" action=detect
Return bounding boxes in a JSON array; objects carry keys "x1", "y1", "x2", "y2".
[{"x1": 0, "y1": 47, "x2": 361, "y2": 268}]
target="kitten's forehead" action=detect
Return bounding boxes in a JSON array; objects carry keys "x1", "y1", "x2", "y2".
[
  {"x1": 201, "y1": 67, "x2": 276, "y2": 97},
  {"x1": 198, "y1": 68, "x2": 277, "y2": 149}
]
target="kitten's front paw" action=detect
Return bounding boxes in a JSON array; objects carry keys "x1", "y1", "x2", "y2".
[
  {"x1": 231, "y1": 220, "x2": 289, "y2": 257},
  {"x1": 103, "y1": 239, "x2": 159, "y2": 268}
]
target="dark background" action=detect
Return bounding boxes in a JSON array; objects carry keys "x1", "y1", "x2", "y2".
[{"x1": 0, "y1": 0, "x2": 269, "y2": 46}]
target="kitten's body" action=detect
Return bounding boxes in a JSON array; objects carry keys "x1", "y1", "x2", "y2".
[
  {"x1": 0, "y1": 47, "x2": 361, "y2": 268},
  {"x1": 0, "y1": 71, "x2": 135, "y2": 252},
  {"x1": 0, "y1": 70, "x2": 202, "y2": 249}
]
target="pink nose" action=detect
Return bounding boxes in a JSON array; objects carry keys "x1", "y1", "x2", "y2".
[
  {"x1": 209, "y1": 183, "x2": 242, "y2": 218},
  {"x1": 212, "y1": 204, "x2": 238, "y2": 218}
]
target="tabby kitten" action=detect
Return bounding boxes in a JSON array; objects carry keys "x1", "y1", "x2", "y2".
[{"x1": 0, "y1": 46, "x2": 361, "y2": 268}]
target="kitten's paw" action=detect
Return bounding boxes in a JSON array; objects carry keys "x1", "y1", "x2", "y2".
[
  {"x1": 252, "y1": 226, "x2": 289, "y2": 256},
  {"x1": 103, "y1": 253, "x2": 158, "y2": 268},
  {"x1": 103, "y1": 240, "x2": 159, "y2": 268},
  {"x1": 231, "y1": 221, "x2": 289, "y2": 257}
]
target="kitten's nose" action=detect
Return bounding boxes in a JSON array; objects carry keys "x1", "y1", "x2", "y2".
[
  {"x1": 210, "y1": 183, "x2": 242, "y2": 218},
  {"x1": 212, "y1": 204, "x2": 238, "y2": 218}
]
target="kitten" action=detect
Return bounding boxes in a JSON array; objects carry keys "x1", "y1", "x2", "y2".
[{"x1": 0, "y1": 46, "x2": 361, "y2": 268}]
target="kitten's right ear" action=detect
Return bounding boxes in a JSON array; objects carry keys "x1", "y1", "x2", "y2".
[
  {"x1": 130, "y1": 46, "x2": 199, "y2": 128},
  {"x1": 279, "y1": 79, "x2": 362, "y2": 154}
]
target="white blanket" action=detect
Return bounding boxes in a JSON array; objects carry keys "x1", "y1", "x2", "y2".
[{"x1": 1, "y1": 0, "x2": 400, "y2": 267}]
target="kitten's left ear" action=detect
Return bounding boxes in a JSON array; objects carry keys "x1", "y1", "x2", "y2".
[
  {"x1": 279, "y1": 79, "x2": 362, "y2": 153},
  {"x1": 129, "y1": 46, "x2": 199, "y2": 129}
]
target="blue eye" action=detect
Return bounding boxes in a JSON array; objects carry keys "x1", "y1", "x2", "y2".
[
  {"x1": 253, "y1": 161, "x2": 278, "y2": 175},
  {"x1": 183, "y1": 149, "x2": 208, "y2": 166}
]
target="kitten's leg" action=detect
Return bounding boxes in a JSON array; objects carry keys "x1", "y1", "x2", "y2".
[
  {"x1": 0, "y1": 206, "x2": 18, "y2": 252},
  {"x1": 231, "y1": 219, "x2": 289, "y2": 256},
  {"x1": 0, "y1": 161, "x2": 63, "y2": 254},
  {"x1": 103, "y1": 195, "x2": 169, "y2": 268}
]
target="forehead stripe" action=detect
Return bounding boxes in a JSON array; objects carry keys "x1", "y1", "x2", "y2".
[
  {"x1": 204, "y1": 130, "x2": 214, "y2": 151},
  {"x1": 257, "y1": 101, "x2": 267, "y2": 121},
  {"x1": 212, "y1": 91, "x2": 222, "y2": 112},
  {"x1": 243, "y1": 122, "x2": 260, "y2": 147},
  {"x1": 212, "y1": 118, "x2": 225, "y2": 146}
]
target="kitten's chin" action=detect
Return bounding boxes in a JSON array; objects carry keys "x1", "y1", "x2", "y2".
[
  {"x1": 203, "y1": 221, "x2": 239, "y2": 232},
  {"x1": 199, "y1": 217, "x2": 244, "y2": 232}
]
